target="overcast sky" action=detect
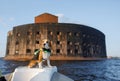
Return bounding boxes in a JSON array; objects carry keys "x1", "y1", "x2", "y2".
[{"x1": 0, "y1": 0, "x2": 120, "y2": 57}]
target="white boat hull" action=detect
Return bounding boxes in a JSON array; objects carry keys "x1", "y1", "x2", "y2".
[{"x1": 4, "y1": 66, "x2": 74, "y2": 81}]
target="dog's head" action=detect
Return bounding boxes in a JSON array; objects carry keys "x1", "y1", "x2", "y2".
[{"x1": 43, "y1": 39, "x2": 50, "y2": 49}]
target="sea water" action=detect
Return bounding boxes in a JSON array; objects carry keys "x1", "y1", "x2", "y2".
[{"x1": 0, "y1": 58, "x2": 120, "y2": 81}]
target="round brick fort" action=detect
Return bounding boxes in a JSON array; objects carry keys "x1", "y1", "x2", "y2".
[{"x1": 5, "y1": 13, "x2": 107, "y2": 61}]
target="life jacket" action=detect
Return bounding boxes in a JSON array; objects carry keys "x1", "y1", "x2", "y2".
[
  {"x1": 33, "y1": 48, "x2": 51, "y2": 60},
  {"x1": 42, "y1": 48, "x2": 51, "y2": 53},
  {"x1": 32, "y1": 49, "x2": 40, "y2": 60}
]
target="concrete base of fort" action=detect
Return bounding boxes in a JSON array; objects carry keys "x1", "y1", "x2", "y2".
[
  {"x1": 4, "y1": 55, "x2": 106, "y2": 61},
  {"x1": 4, "y1": 55, "x2": 33, "y2": 61}
]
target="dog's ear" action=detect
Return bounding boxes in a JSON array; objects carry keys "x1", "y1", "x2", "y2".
[{"x1": 49, "y1": 41, "x2": 52, "y2": 47}]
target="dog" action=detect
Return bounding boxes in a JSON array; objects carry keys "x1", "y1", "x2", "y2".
[{"x1": 28, "y1": 39, "x2": 51, "y2": 68}]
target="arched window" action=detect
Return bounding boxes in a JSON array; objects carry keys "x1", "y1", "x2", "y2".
[
  {"x1": 56, "y1": 49, "x2": 60, "y2": 53},
  {"x1": 26, "y1": 49, "x2": 31, "y2": 53},
  {"x1": 36, "y1": 31, "x2": 40, "y2": 35},
  {"x1": 15, "y1": 41, "x2": 19, "y2": 45},
  {"x1": 67, "y1": 32, "x2": 72, "y2": 36},
  {"x1": 27, "y1": 31, "x2": 32, "y2": 35},
  {"x1": 16, "y1": 33, "x2": 20, "y2": 37},
  {"x1": 36, "y1": 40, "x2": 39, "y2": 44}
]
